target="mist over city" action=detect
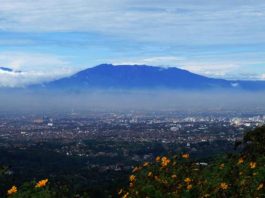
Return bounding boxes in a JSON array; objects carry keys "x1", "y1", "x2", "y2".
[{"x1": 0, "y1": 89, "x2": 265, "y2": 113}]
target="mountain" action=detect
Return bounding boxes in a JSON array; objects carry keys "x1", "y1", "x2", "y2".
[
  {"x1": 33, "y1": 64, "x2": 265, "y2": 91},
  {"x1": 39, "y1": 64, "x2": 232, "y2": 90},
  {"x1": 0, "y1": 67, "x2": 21, "y2": 73},
  {"x1": 0, "y1": 67, "x2": 13, "y2": 72}
]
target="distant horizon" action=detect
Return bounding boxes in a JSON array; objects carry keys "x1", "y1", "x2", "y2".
[
  {"x1": 1, "y1": 63, "x2": 265, "y2": 88},
  {"x1": 1, "y1": 1, "x2": 265, "y2": 87}
]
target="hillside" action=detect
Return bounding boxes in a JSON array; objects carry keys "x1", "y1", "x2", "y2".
[
  {"x1": 1, "y1": 126, "x2": 265, "y2": 197},
  {"x1": 119, "y1": 126, "x2": 265, "y2": 197}
]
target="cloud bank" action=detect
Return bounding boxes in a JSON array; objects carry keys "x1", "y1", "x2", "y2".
[
  {"x1": 1, "y1": 0, "x2": 265, "y2": 86},
  {"x1": 0, "y1": 52, "x2": 76, "y2": 87}
]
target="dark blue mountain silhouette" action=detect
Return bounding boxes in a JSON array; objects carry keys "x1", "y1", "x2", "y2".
[
  {"x1": 0, "y1": 67, "x2": 21, "y2": 73},
  {"x1": 0, "y1": 67, "x2": 13, "y2": 72},
  {"x1": 38, "y1": 64, "x2": 265, "y2": 91}
]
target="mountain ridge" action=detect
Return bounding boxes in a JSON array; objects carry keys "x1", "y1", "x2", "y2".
[
  {"x1": 40, "y1": 64, "x2": 236, "y2": 91},
  {"x1": 0, "y1": 67, "x2": 14, "y2": 72},
  {"x1": 0, "y1": 67, "x2": 21, "y2": 73},
  {"x1": 2, "y1": 64, "x2": 265, "y2": 91}
]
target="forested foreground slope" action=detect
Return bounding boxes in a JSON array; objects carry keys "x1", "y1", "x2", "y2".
[
  {"x1": 120, "y1": 126, "x2": 265, "y2": 198},
  {"x1": 1, "y1": 126, "x2": 265, "y2": 198}
]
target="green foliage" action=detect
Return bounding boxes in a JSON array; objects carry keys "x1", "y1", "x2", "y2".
[
  {"x1": 2, "y1": 126, "x2": 265, "y2": 197},
  {"x1": 243, "y1": 125, "x2": 265, "y2": 155},
  {"x1": 120, "y1": 126, "x2": 265, "y2": 198},
  {"x1": 6, "y1": 181, "x2": 55, "y2": 198}
]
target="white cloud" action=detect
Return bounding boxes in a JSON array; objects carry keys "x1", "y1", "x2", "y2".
[
  {"x1": 0, "y1": 52, "x2": 77, "y2": 87},
  {"x1": 1, "y1": 0, "x2": 265, "y2": 45},
  {"x1": 110, "y1": 56, "x2": 240, "y2": 76},
  {"x1": 109, "y1": 55, "x2": 265, "y2": 80},
  {"x1": 0, "y1": 70, "x2": 65, "y2": 87},
  {"x1": 261, "y1": 74, "x2": 265, "y2": 80},
  {"x1": 0, "y1": 52, "x2": 69, "y2": 70},
  {"x1": 111, "y1": 56, "x2": 185, "y2": 66},
  {"x1": 0, "y1": 0, "x2": 265, "y2": 82}
]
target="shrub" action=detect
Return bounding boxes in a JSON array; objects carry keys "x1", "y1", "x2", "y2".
[{"x1": 120, "y1": 126, "x2": 265, "y2": 198}]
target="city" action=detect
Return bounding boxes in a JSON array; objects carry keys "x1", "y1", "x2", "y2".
[
  {"x1": 1, "y1": 111, "x2": 264, "y2": 196},
  {"x1": 1, "y1": 111, "x2": 264, "y2": 143}
]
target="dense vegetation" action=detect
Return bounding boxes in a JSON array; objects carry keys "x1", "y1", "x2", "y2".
[
  {"x1": 120, "y1": 126, "x2": 265, "y2": 197},
  {"x1": 1, "y1": 126, "x2": 264, "y2": 197},
  {"x1": 0, "y1": 139, "x2": 233, "y2": 197}
]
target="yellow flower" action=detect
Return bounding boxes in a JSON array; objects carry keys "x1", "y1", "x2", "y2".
[
  {"x1": 171, "y1": 174, "x2": 177, "y2": 179},
  {"x1": 238, "y1": 158, "x2": 244, "y2": 164},
  {"x1": 7, "y1": 186, "x2": 17, "y2": 195},
  {"x1": 154, "y1": 176, "x2": 161, "y2": 182},
  {"x1": 219, "y1": 163, "x2": 225, "y2": 169},
  {"x1": 132, "y1": 167, "x2": 139, "y2": 173},
  {"x1": 129, "y1": 175, "x2": 136, "y2": 182},
  {"x1": 161, "y1": 179, "x2": 168, "y2": 185},
  {"x1": 122, "y1": 192, "x2": 129, "y2": 198},
  {"x1": 161, "y1": 156, "x2": 170, "y2": 167},
  {"x1": 187, "y1": 184, "x2": 192, "y2": 190},
  {"x1": 220, "y1": 182, "x2": 228, "y2": 190},
  {"x1": 161, "y1": 156, "x2": 167, "y2": 161},
  {"x1": 118, "y1": 189, "x2": 123, "y2": 195},
  {"x1": 249, "y1": 162, "x2": 256, "y2": 169},
  {"x1": 257, "y1": 183, "x2": 264, "y2": 191},
  {"x1": 156, "y1": 156, "x2": 161, "y2": 162},
  {"x1": 148, "y1": 172, "x2": 153, "y2": 177},
  {"x1": 182, "y1": 153, "x2": 189, "y2": 159},
  {"x1": 143, "y1": 162, "x2": 149, "y2": 167},
  {"x1": 184, "y1": 177, "x2": 192, "y2": 183},
  {"x1": 35, "y1": 179, "x2": 48, "y2": 188}
]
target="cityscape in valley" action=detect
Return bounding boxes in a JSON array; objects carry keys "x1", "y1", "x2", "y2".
[
  {"x1": 1, "y1": 109, "x2": 265, "y2": 196},
  {"x1": 1, "y1": 111, "x2": 265, "y2": 144}
]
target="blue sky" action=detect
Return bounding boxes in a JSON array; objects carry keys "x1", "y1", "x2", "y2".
[{"x1": 1, "y1": 0, "x2": 265, "y2": 87}]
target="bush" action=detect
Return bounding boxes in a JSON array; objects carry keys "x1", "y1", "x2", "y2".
[
  {"x1": 120, "y1": 126, "x2": 265, "y2": 198},
  {"x1": 5, "y1": 180, "x2": 55, "y2": 198}
]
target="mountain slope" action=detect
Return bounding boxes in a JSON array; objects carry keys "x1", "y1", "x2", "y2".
[{"x1": 41, "y1": 64, "x2": 235, "y2": 90}]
